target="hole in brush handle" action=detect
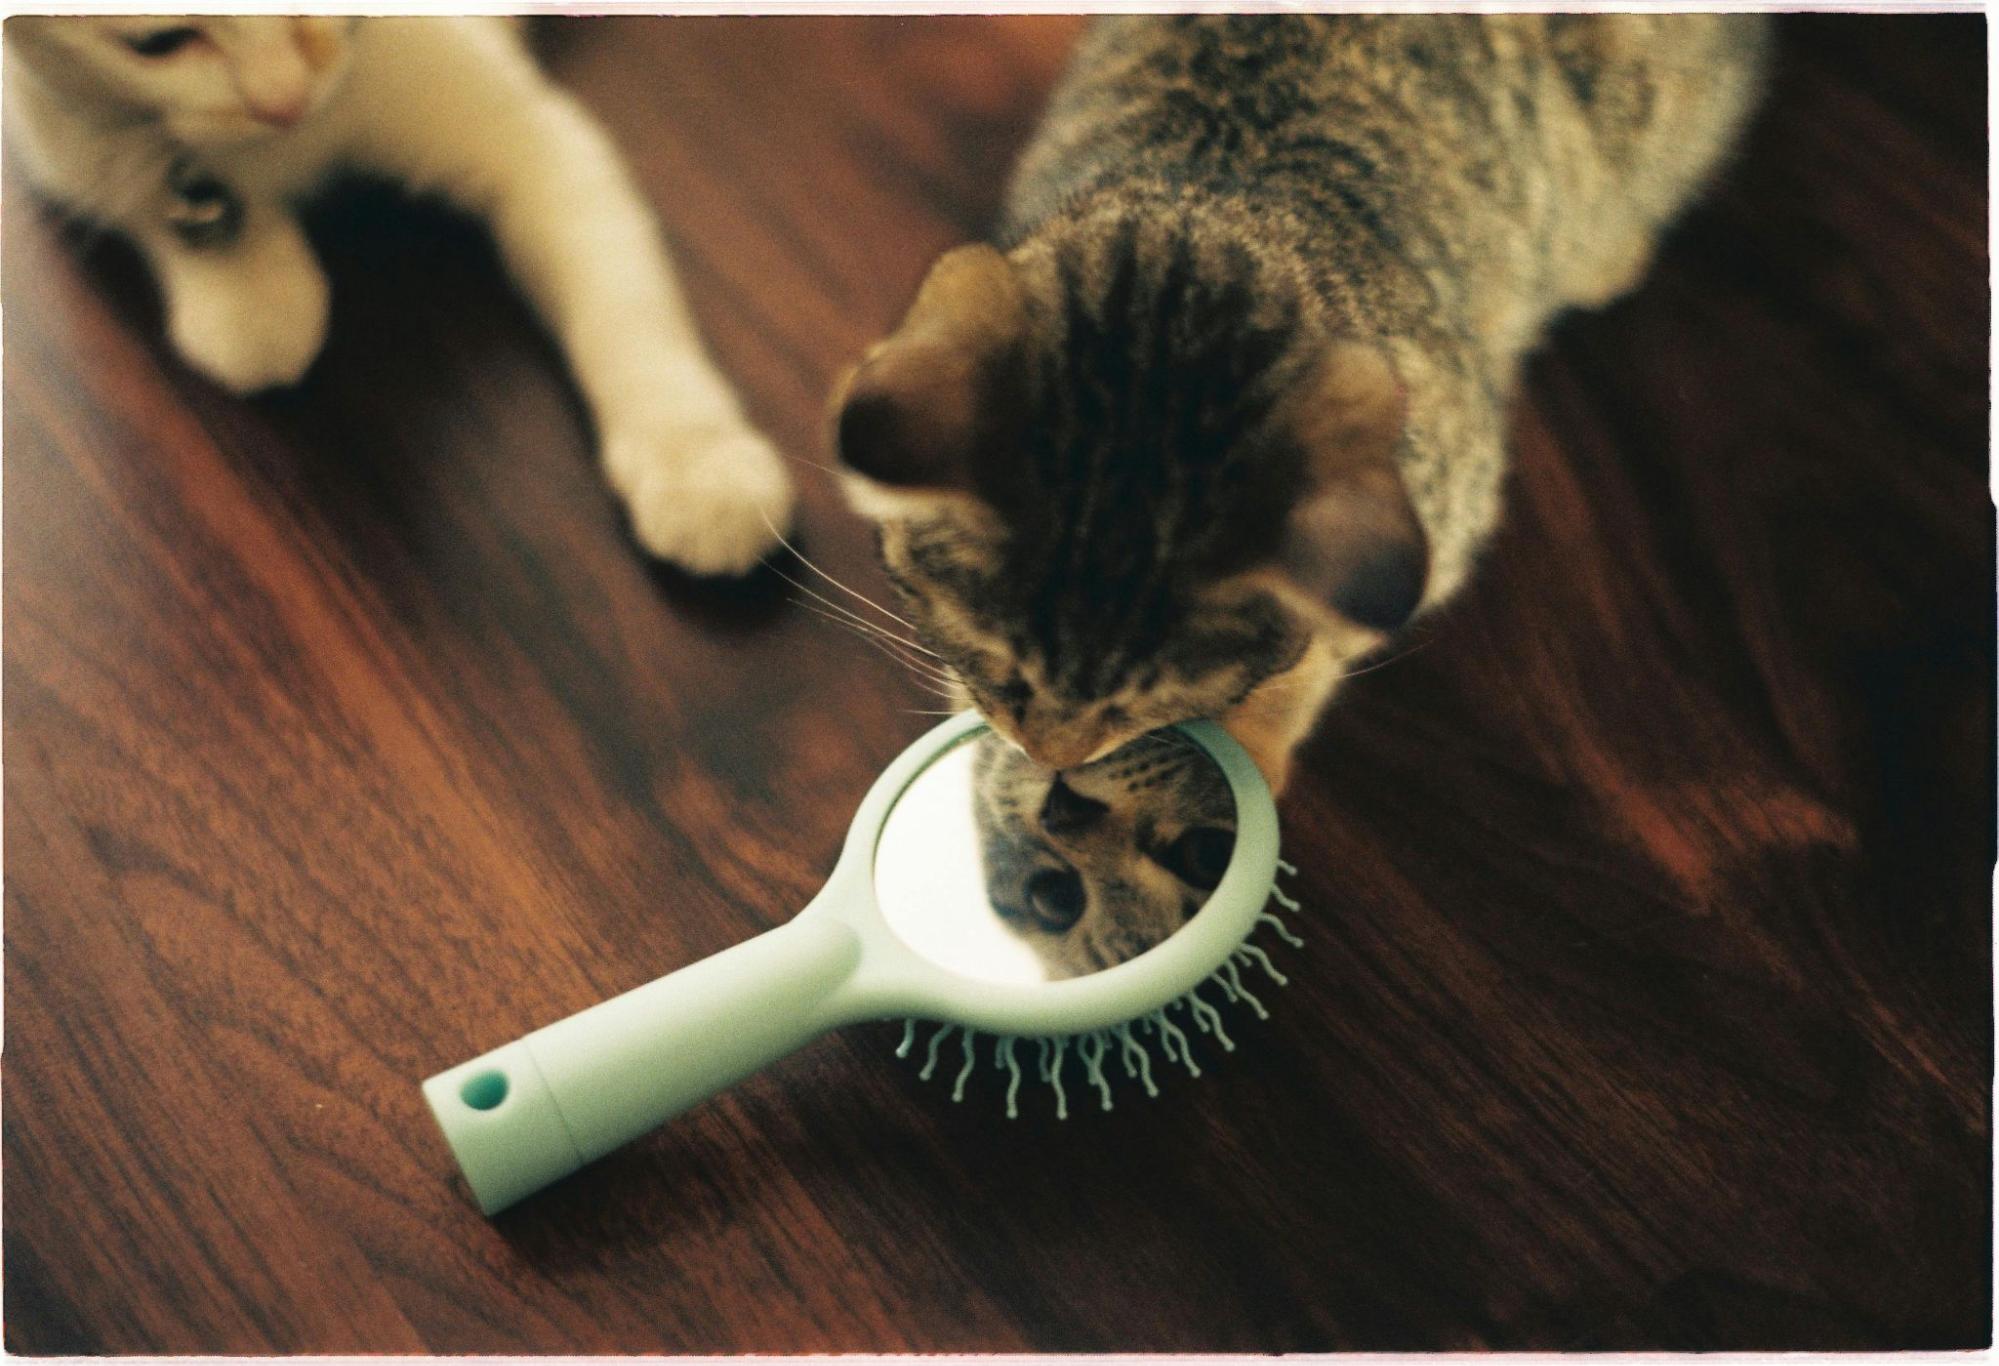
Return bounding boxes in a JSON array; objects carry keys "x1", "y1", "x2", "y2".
[
  {"x1": 422, "y1": 1040, "x2": 584, "y2": 1216},
  {"x1": 459, "y1": 1070, "x2": 509, "y2": 1111},
  {"x1": 422, "y1": 916, "x2": 865, "y2": 1216}
]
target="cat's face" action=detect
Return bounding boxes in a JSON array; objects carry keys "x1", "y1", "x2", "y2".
[
  {"x1": 8, "y1": 17, "x2": 357, "y2": 148},
  {"x1": 834, "y1": 219, "x2": 1427, "y2": 769},
  {"x1": 971, "y1": 731, "x2": 1236, "y2": 979},
  {"x1": 878, "y1": 508, "x2": 1308, "y2": 770}
]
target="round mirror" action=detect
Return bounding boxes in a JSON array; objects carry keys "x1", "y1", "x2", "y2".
[{"x1": 873, "y1": 728, "x2": 1239, "y2": 983}]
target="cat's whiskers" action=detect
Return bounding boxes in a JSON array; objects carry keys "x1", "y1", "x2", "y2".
[
  {"x1": 809, "y1": 626, "x2": 960, "y2": 706},
  {"x1": 766, "y1": 562, "x2": 935, "y2": 656},
  {"x1": 910, "y1": 677, "x2": 964, "y2": 703},
  {"x1": 760, "y1": 518, "x2": 968, "y2": 704},
  {"x1": 800, "y1": 604, "x2": 953, "y2": 682},
  {"x1": 1147, "y1": 730, "x2": 1209, "y2": 760},
  {"x1": 1233, "y1": 676, "x2": 1319, "y2": 708},
  {"x1": 851, "y1": 623, "x2": 954, "y2": 685},
  {"x1": 756, "y1": 507, "x2": 920, "y2": 634},
  {"x1": 771, "y1": 561, "x2": 964, "y2": 703},
  {"x1": 1337, "y1": 632, "x2": 1439, "y2": 682},
  {"x1": 791, "y1": 599, "x2": 961, "y2": 697},
  {"x1": 770, "y1": 450, "x2": 848, "y2": 478}
]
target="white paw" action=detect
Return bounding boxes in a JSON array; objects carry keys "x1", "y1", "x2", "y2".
[
  {"x1": 609, "y1": 425, "x2": 797, "y2": 576},
  {"x1": 168, "y1": 255, "x2": 330, "y2": 395}
]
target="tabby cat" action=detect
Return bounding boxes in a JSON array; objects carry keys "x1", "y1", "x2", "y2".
[
  {"x1": 5, "y1": 16, "x2": 792, "y2": 574},
  {"x1": 834, "y1": 14, "x2": 1769, "y2": 788}
]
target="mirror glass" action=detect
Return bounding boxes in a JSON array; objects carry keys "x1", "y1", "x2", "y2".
[{"x1": 873, "y1": 728, "x2": 1238, "y2": 982}]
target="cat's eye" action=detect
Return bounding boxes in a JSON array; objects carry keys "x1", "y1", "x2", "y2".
[
  {"x1": 1038, "y1": 778, "x2": 1108, "y2": 836},
  {"x1": 1157, "y1": 826, "x2": 1235, "y2": 892},
  {"x1": 1023, "y1": 868, "x2": 1086, "y2": 933},
  {"x1": 123, "y1": 27, "x2": 203, "y2": 57}
]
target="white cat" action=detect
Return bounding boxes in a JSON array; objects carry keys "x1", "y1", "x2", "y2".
[{"x1": 4, "y1": 15, "x2": 793, "y2": 575}]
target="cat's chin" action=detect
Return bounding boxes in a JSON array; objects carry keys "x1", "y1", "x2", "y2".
[{"x1": 982, "y1": 713, "x2": 1150, "y2": 774}]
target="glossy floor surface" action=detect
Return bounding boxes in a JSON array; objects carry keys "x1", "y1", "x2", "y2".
[{"x1": 4, "y1": 14, "x2": 1989, "y2": 1352}]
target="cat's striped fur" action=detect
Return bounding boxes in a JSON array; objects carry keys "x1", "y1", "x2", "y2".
[{"x1": 837, "y1": 15, "x2": 1770, "y2": 787}]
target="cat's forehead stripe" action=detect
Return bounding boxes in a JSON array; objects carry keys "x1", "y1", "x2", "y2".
[{"x1": 996, "y1": 212, "x2": 1320, "y2": 693}]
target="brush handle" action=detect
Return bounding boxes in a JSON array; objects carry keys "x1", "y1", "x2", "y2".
[{"x1": 423, "y1": 915, "x2": 863, "y2": 1214}]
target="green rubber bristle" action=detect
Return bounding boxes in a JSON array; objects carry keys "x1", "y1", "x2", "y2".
[{"x1": 899, "y1": 874, "x2": 1301, "y2": 1118}]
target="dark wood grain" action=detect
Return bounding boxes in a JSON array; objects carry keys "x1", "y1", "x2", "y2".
[{"x1": 3, "y1": 14, "x2": 1988, "y2": 1353}]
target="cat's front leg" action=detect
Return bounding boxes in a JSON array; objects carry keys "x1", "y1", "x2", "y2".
[
  {"x1": 402, "y1": 43, "x2": 794, "y2": 574},
  {"x1": 135, "y1": 208, "x2": 330, "y2": 395},
  {"x1": 594, "y1": 362, "x2": 797, "y2": 578}
]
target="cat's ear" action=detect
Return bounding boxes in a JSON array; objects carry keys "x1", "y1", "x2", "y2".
[
  {"x1": 1276, "y1": 342, "x2": 1429, "y2": 632},
  {"x1": 830, "y1": 244, "x2": 1025, "y2": 497}
]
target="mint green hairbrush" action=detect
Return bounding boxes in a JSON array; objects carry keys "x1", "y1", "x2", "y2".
[{"x1": 421, "y1": 711, "x2": 1298, "y2": 1215}]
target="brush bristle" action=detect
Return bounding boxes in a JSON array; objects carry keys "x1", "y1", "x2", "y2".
[{"x1": 896, "y1": 872, "x2": 1302, "y2": 1118}]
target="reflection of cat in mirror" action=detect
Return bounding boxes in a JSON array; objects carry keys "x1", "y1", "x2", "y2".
[{"x1": 971, "y1": 731, "x2": 1235, "y2": 979}]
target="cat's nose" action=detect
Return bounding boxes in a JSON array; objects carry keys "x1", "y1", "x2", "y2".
[
  {"x1": 237, "y1": 47, "x2": 313, "y2": 127},
  {"x1": 1039, "y1": 778, "x2": 1108, "y2": 835},
  {"x1": 244, "y1": 90, "x2": 308, "y2": 127}
]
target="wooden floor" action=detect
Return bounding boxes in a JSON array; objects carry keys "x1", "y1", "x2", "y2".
[{"x1": 4, "y1": 14, "x2": 1989, "y2": 1354}]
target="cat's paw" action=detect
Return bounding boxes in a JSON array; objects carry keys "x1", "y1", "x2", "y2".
[
  {"x1": 167, "y1": 254, "x2": 330, "y2": 395},
  {"x1": 609, "y1": 425, "x2": 797, "y2": 576}
]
